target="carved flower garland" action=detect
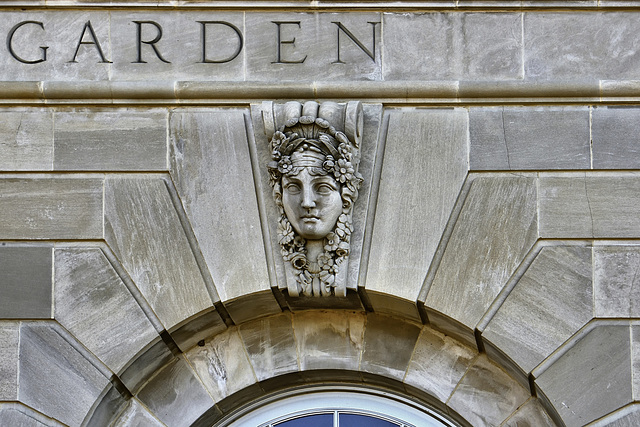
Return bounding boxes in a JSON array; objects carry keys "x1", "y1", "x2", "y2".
[{"x1": 268, "y1": 116, "x2": 363, "y2": 297}]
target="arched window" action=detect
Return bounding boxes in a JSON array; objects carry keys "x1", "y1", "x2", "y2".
[{"x1": 218, "y1": 386, "x2": 458, "y2": 427}]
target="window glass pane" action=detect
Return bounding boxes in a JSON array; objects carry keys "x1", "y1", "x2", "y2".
[
  {"x1": 339, "y1": 413, "x2": 400, "y2": 427},
  {"x1": 275, "y1": 413, "x2": 333, "y2": 427}
]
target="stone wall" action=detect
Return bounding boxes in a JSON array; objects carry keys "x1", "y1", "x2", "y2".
[{"x1": 1, "y1": 2, "x2": 640, "y2": 426}]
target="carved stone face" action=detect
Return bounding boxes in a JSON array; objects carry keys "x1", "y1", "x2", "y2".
[{"x1": 282, "y1": 168, "x2": 343, "y2": 241}]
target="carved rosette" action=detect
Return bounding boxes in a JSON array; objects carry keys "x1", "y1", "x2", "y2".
[{"x1": 266, "y1": 101, "x2": 363, "y2": 297}]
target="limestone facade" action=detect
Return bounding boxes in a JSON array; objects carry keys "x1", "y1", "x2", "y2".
[{"x1": 1, "y1": 2, "x2": 640, "y2": 426}]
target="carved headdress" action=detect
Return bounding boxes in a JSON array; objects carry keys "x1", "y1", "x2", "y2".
[{"x1": 266, "y1": 101, "x2": 363, "y2": 297}]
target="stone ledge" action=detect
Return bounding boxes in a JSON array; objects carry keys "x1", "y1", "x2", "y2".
[{"x1": 0, "y1": 80, "x2": 636, "y2": 103}]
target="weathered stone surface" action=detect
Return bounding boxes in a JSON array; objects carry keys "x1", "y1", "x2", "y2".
[
  {"x1": 592, "y1": 107, "x2": 640, "y2": 169},
  {"x1": 448, "y1": 355, "x2": 530, "y2": 427},
  {"x1": 0, "y1": 12, "x2": 111, "y2": 82},
  {"x1": 0, "y1": 323, "x2": 19, "y2": 400},
  {"x1": 0, "y1": 178, "x2": 103, "y2": 239},
  {"x1": 110, "y1": 12, "x2": 244, "y2": 81},
  {"x1": 633, "y1": 324, "x2": 640, "y2": 401},
  {"x1": 19, "y1": 322, "x2": 109, "y2": 426},
  {"x1": 502, "y1": 398, "x2": 556, "y2": 427},
  {"x1": 469, "y1": 106, "x2": 590, "y2": 170},
  {"x1": 483, "y1": 246, "x2": 593, "y2": 375},
  {"x1": 111, "y1": 398, "x2": 165, "y2": 427},
  {"x1": 86, "y1": 385, "x2": 127, "y2": 427},
  {"x1": 360, "y1": 314, "x2": 421, "y2": 380},
  {"x1": 347, "y1": 104, "x2": 382, "y2": 289},
  {"x1": 245, "y1": 13, "x2": 381, "y2": 82},
  {"x1": 238, "y1": 313, "x2": 298, "y2": 381},
  {"x1": 425, "y1": 175, "x2": 538, "y2": 332},
  {"x1": 366, "y1": 109, "x2": 468, "y2": 303},
  {"x1": 104, "y1": 176, "x2": 213, "y2": 330},
  {"x1": 294, "y1": 310, "x2": 365, "y2": 371},
  {"x1": 170, "y1": 309, "x2": 227, "y2": 353},
  {"x1": 0, "y1": 246, "x2": 52, "y2": 319},
  {"x1": 535, "y1": 324, "x2": 632, "y2": 426},
  {"x1": 54, "y1": 248, "x2": 159, "y2": 372},
  {"x1": 0, "y1": 403, "x2": 64, "y2": 427},
  {"x1": 590, "y1": 404, "x2": 640, "y2": 427},
  {"x1": 223, "y1": 292, "x2": 282, "y2": 325},
  {"x1": 525, "y1": 13, "x2": 640, "y2": 80},
  {"x1": 119, "y1": 337, "x2": 174, "y2": 394},
  {"x1": 169, "y1": 109, "x2": 272, "y2": 306},
  {"x1": 186, "y1": 328, "x2": 256, "y2": 402},
  {"x1": 137, "y1": 357, "x2": 214, "y2": 427},
  {"x1": 595, "y1": 246, "x2": 640, "y2": 318},
  {"x1": 0, "y1": 110, "x2": 53, "y2": 171},
  {"x1": 539, "y1": 174, "x2": 640, "y2": 239},
  {"x1": 54, "y1": 110, "x2": 167, "y2": 171},
  {"x1": 404, "y1": 327, "x2": 477, "y2": 402},
  {"x1": 384, "y1": 13, "x2": 521, "y2": 80}
]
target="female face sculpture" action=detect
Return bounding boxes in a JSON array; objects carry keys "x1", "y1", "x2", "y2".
[
  {"x1": 268, "y1": 112, "x2": 362, "y2": 297},
  {"x1": 281, "y1": 148, "x2": 343, "y2": 241}
]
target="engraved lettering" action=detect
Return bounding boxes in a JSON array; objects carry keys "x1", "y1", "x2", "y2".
[
  {"x1": 7, "y1": 21, "x2": 48, "y2": 64},
  {"x1": 133, "y1": 21, "x2": 170, "y2": 63},
  {"x1": 331, "y1": 21, "x2": 379, "y2": 64},
  {"x1": 272, "y1": 21, "x2": 307, "y2": 64},
  {"x1": 198, "y1": 21, "x2": 243, "y2": 64},
  {"x1": 69, "y1": 21, "x2": 111, "y2": 63}
]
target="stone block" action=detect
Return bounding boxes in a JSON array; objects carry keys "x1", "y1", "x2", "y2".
[
  {"x1": 110, "y1": 399, "x2": 165, "y2": 427},
  {"x1": 0, "y1": 323, "x2": 19, "y2": 400},
  {"x1": 360, "y1": 314, "x2": 421, "y2": 380},
  {"x1": 119, "y1": 337, "x2": 175, "y2": 394},
  {"x1": 104, "y1": 176, "x2": 213, "y2": 330},
  {"x1": 404, "y1": 327, "x2": 477, "y2": 402},
  {"x1": 0, "y1": 110, "x2": 53, "y2": 171},
  {"x1": 366, "y1": 109, "x2": 468, "y2": 302},
  {"x1": 425, "y1": 175, "x2": 538, "y2": 333},
  {"x1": 448, "y1": 355, "x2": 530, "y2": 427},
  {"x1": 592, "y1": 107, "x2": 640, "y2": 169},
  {"x1": 0, "y1": 12, "x2": 111, "y2": 82},
  {"x1": 482, "y1": 246, "x2": 593, "y2": 376},
  {"x1": 238, "y1": 313, "x2": 298, "y2": 382},
  {"x1": 535, "y1": 324, "x2": 632, "y2": 426},
  {"x1": 109, "y1": 12, "x2": 244, "y2": 81},
  {"x1": 54, "y1": 248, "x2": 159, "y2": 373},
  {"x1": 595, "y1": 246, "x2": 640, "y2": 318},
  {"x1": 539, "y1": 174, "x2": 640, "y2": 239},
  {"x1": 54, "y1": 110, "x2": 167, "y2": 171},
  {"x1": 185, "y1": 328, "x2": 257, "y2": 403},
  {"x1": 0, "y1": 246, "x2": 52, "y2": 319},
  {"x1": 383, "y1": 13, "x2": 521, "y2": 80},
  {"x1": 469, "y1": 106, "x2": 590, "y2": 170},
  {"x1": 169, "y1": 110, "x2": 271, "y2": 304},
  {"x1": 524, "y1": 12, "x2": 640, "y2": 80},
  {"x1": 245, "y1": 13, "x2": 381, "y2": 82},
  {"x1": 137, "y1": 357, "x2": 214, "y2": 427},
  {"x1": 589, "y1": 404, "x2": 640, "y2": 427},
  {"x1": 85, "y1": 385, "x2": 127, "y2": 427},
  {"x1": 0, "y1": 178, "x2": 103, "y2": 240},
  {"x1": 224, "y1": 291, "x2": 282, "y2": 325},
  {"x1": 0, "y1": 403, "x2": 64, "y2": 427},
  {"x1": 633, "y1": 324, "x2": 640, "y2": 401},
  {"x1": 19, "y1": 322, "x2": 109, "y2": 426},
  {"x1": 294, "y1": 310, "x2": 365, "y2": 371},
  {"x1": 169, "y1": 308, "x2": 227, "y2": 353},
  {"x1": 502, "y1": 398, "x2": 556, "y2": 427}
]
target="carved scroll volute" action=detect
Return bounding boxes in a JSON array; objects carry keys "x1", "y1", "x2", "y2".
[{"x1": 264, "y1": 101, "x2": 363, "y2": 298}]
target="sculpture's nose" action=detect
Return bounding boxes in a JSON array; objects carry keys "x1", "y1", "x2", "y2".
[{"x1": 301, "y1": 185, "x2": 316, "y2": 209}]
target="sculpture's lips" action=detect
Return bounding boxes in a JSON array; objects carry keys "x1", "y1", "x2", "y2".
[{"x1": 302, "y1": 215, "x2": 319, "y2": 221}]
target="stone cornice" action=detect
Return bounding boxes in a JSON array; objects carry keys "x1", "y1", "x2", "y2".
[{"x1": 1, "y1": 80, "x2": 639, "y2": 105}]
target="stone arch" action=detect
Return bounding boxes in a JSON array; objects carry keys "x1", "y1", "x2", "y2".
[{"x1": 88, "y1": 309, "x2": 555, "y2": 426}]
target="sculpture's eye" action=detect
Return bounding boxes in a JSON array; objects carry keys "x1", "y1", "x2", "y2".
[
  {"x1": 284, "y1": 183, "x2": 301, "y2": 194},
  {"x1": 316, "y1": 183, "x2": 336, "y2": 195}
]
